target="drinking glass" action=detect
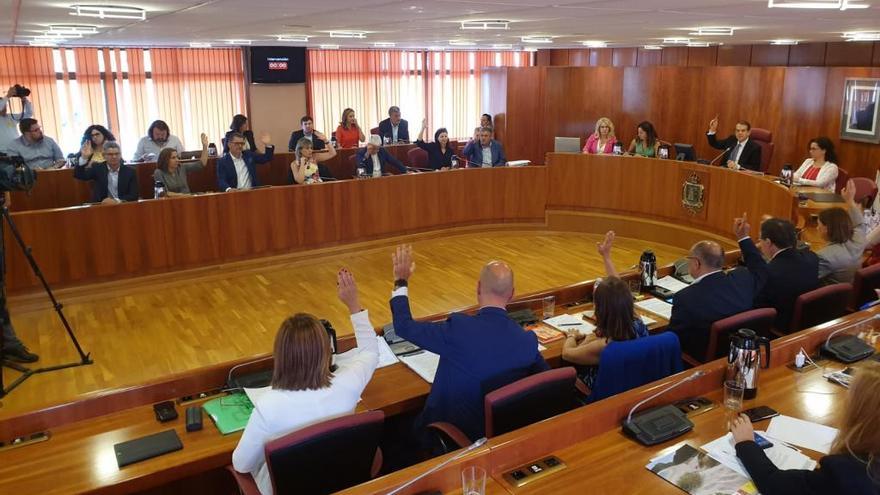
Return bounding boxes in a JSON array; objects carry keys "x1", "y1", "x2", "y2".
[
  {"x1": 724, "y1": 379, "x2": 745, "y2": 427},
  {"x1": 461, "y1": 466, "x2": 486, "y2": 495},
  {"x1": 542, "y1": 296, "x2": 555, "y2": 319},
  {"x1": 628, "y1": 279, "x2": 642, "y2": 299}
]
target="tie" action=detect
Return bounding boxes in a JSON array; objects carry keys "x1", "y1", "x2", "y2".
[{"x1": 731, "y1": 142, "x2": 742, "y2": 163}]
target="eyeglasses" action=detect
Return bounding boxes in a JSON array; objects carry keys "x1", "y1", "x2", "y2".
[{"x1": 230, "y1": 141, "x2": 245, "y2": 146}]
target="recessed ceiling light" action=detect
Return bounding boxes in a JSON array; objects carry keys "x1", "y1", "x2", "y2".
[
  {"x1": 190, "y1": 42, "x2": 211, "y2": 48},
  {"x1": 521, "y1": 36, "x2": 553, "y2": 44},
  {"x1": 770, "y1": 39, "x2": 799, "y2": 45},
  {"x1": 373, "y1": 42, "x2": 396, "y2": 47},
  {"x1": 843, "y1": 31, "x2": 880, "y2": 41},
  {"x1": 69, "y1": 5, "x2": 146, "y2": 20},
  {"x1": 643, "y1": 45, "x2": 663, "y2": 50},
  {"x1": 581, "y1": 41, "x2": 607, "y2": 48},
  {"x1": 319, "y1": 44, "x2": 340, "y2": 49},
  {"x1": 328, "y1": 31, "x2": 366, "y2": 39},
  {"x1": 768, "y1": 0, "x2": 869, "y2": 8},
  {"x1": 48, "y1": 24, "x2": 98, "y2": 35},
  {"x1": 687, "y1": 41, "x2": 712, "y2": 47},
  {"x1": 491, "y1": 43, "x2": 513, "y2": 49},
  {"x1": 449, "y1": 40, "x2": 476, "y2": 46},
  {"x1": 662, "y1": 38, "x2": 690, "y2": 45},
  {"x1": 225, "y1": 40, "x2": 252, "y2": 45},
  {"x1": 460, "y1": 20, "x2": 509, "y2": 30},
  {"x1": 689, "y1": 27, "x2": 735, "y2": 36},
  {"x1": 278, "y1": 35, "x2": 309, "y2": 42}
]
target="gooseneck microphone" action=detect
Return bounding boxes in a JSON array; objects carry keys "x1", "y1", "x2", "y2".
[
  {"x1": 622, "y1": 370, "x2": 706, "y2": 446},
  {"x1": 708, "y1": 147, "x2": 731, "y2": 166},
  {"x1": 386, "y1": 437, "x2": 488, "y2": 495}
]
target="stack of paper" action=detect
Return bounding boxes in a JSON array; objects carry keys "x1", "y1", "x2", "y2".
[
  {"x1": 543, "y1": 314, "x2": 596, "y2": 336},
  {"x1": 636, "y1": 299, "x2": 674, "y2": 320},
  {"x1": 399, "y1": 350, "x2": 441, "y2": 384},
  {"x1": 701, "y1": 431, "x2": 817, "y2": 479},
  {"x1": 334, "y1": 336, "x2": 399, "y2": 369},
  {"x1": 654, "y1": 276, "x2": 691, "y2": 295},
  {"x1": 766, "y1": 415, "x2": 839, "y2": 454}
]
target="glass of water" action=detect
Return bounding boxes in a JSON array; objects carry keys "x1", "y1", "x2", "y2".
[
  {"x1": 542, "y1": 296, "x2": 555, "y2": 320},
  {"x1": 723, "y1": 379, "x2": 745, "y2": 427},
  {"x1": 461, "y1": 466, "x2": 486, "y2": 495}
]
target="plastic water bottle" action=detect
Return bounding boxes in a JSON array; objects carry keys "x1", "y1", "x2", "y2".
[
  {"x1": 356, "y1": 165, "x2": 365, "y2": 178},
  {"x1": 451, "y1": 156, "x2": 459, "y2": 169},
  {"x1": 154, "y1": 180, "x2": 166, "y2": 199},
  {"x1": 330, "y1": 136, "x2": 337, "y2": 148},
  {"x1": 208, "y1": 143, "x2": 217, "y2": 157}
]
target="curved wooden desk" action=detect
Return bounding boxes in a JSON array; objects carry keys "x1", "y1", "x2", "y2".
[{"x1": 4, "y1": 155, "x2": 800, "y2": 295}]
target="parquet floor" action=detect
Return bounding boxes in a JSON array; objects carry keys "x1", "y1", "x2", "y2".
[{"x1": 0, "y1": 229, "x2": 688, "y2": 418}]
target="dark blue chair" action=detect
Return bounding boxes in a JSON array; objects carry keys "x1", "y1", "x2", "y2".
[{"x1": 588, "y1": 332, "x2": 682, "y2": 403}]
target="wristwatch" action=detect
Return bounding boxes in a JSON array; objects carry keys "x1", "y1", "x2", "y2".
[{"x1": 394, "y1": 279, "x2": 408, "y2": 289}]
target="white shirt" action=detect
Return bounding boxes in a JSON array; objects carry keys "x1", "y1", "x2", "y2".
[
  {"x1": 692, "y1": 269, "x2": 723, "y2": 285},
  {"x1": 232, "y1": 154, "x2": 252, "y2": 190},
  {"x1": 371, "y1": 153, "x2": 382, "y2": 177},
  {"x1": 107, "y1": 166, "x2": 120, "y2": 200},
  {"x1": 481, "y1": 145, "x2": 492, "y2": 167},
  {"x1": 0, "y1": 97, "x2": 34, "y2": 153},
  {"x1": 391, "y1": 123, "x2": 399, "y2": 142},
  {"x1": 132, "y1": 134, "x2": 184, "y2": 162},
  {"x1": 232, "y1": 310, "x2": 379, "y2": 495}
]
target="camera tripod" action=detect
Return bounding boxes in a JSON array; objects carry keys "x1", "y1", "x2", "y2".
[{"x1": 0, "y1": 195, "x2": 92, "y2": 398}]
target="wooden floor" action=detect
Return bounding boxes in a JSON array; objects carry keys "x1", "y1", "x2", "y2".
[{"x1": 0, "y1": 229, "x2": 688, "y2": 418}]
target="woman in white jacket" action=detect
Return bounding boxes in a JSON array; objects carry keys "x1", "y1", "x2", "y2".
[
  {"x1": 793, "y1": 136, "x2": 839, "y2": 192},
  {"x1": 232, "y1": 268, "x2": 379, "y2": 495}
]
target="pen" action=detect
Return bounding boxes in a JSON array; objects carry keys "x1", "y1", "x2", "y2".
[{"x1": 560, "y1": 323, "x2": 582, "y2": 326}]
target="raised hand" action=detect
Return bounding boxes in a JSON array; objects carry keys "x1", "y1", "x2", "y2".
[
  {"x1": 80, "y1": 140, "x2": 93, "y2": 158},
  {"x1": 200, "y1": 132, "x2": 209, "y2": 148},
  {"x1": 392, "y1": 245, "x2": 416, "y2": 281},
  {"x1": 336, "y1": 268, "x2": 361, "y2": 314},
  {"x1": 708, "y1": 115, "x2": 719, "y2": 133},
  {"x1": 842, "y1": 178, "x2": 857, "y2": 205},
  {"x1": 597, "y1": 231, "x2": 615, "y2": 258},
  {"x1": 734, "y1": 212, "x2": 750, "y2": 239},
  {"x1": 259, "y1": 132, "x2": 272, "y2": 146}
]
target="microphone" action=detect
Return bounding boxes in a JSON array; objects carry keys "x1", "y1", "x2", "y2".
[
  {"x1": 821, "y1": 315, "x2": 878, "y2": 363},
  {"x1": 622, "y1": 370, "x2": 706, "y2": 446},
  {"x1": 708, "y1": 147, "x2": 731, "y2": 166},
  {"x1": 318, "y1": 176, "x2": 337, "y2": 182},
  {"x1": 407, "y1": 166, "x2": 433, "y2": 173},
  {"x1": 386, "y1": 437, "x2": 488, "y2": 495}
]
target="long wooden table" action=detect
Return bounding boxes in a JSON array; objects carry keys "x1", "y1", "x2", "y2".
[{"x1": 3, "y1": 155, "x2": 801, "y2": 295}]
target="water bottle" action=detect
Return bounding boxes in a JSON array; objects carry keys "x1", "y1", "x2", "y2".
[
  {"x1": 208, "y1": 143, "x2": 217, "y2": 157},
  {"x1": 451, "y1": 156, "x2": 459, "y2": 169},
  {"x1": 154, "y1": 180, "x2": 166, "y2": 199},
  {"x1": 356, "y1": 165, "x2": 365, "y2": 178},
  {"x1": 781, "y1": 164, "x2": 793, "y2": 186},
  {"x1": 612, "y1": 143, "x2": 623, "y2": 155},
  {"x1": 639, "y1": 250, "x2": 657, "y2": 289},
  {"x1": 658, "y1": 146, "x2": 669, "y2": 159}
]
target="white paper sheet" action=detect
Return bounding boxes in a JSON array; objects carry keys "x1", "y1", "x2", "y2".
[
  {"x1": 243, "y1": 386, "x2": 269, "y2": 405},
  {"x1": 766, "y1": 415, "x2": 839, "y2": 454},
  {"x1": 543, "y1": 314, "x2": 596, "y2": 335},
  {"x1": 579, "y1": 309, "x2": 655, "y2": 326},
  {"x1": 375, "y1": 336, "x2": 400, "y2": 368},
  {"x1": 654, "y1": 276, "x2": 690, "y2": 294},
  {"x1": 635, "y1": 299, "x2": 674, "y2": 320},
  {"x1": 399, "y1": 350, "x2": 441, "y2": 384},
  {"x1": 702, "y1": 431, "x2": 817, "y2": 479}
]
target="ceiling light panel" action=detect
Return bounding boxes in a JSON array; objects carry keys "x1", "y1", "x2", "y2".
[
  {"x1": 768, "y1": 0, "x2": 869, "y2": 8},
  {"x1": 69, "y1": 5, "x2": 146, "y2": 20},
  {"x1": 374, "y1": 42, "x2": 396, "y2": 47},
  {"x1": 581, "y1": 41, "x2": 607, "y2": 48},
  {"x1": 643, "y1": 45, "x2": 663, "y2": 50},
  {"x1": 521, "y1": 36, "x2": 553, "y2": 44},
  {"x1": 319, "y1": 44, "x2": 340, "y2": 49},
  {"x1": 225, "y1": 40, "x2": 252, "y2": 45},
  {"x1": 328, "y1": 31, "x2": 366, "y2": 39},
  {"x1": 278, "y1": 35, "x2": 309, "y2": 42},
  {"x1": 690, "y1": 27, "x2": 734, "y2": 36},
  {"x1": 48, "y1": 24, "x2": 98, "y2": 35},
  {"x1": 843, "y1": 31, "x2": 880, "y2": 40},
  {"x1": 460, "y1": 20, "x2": 509, "y2": 30},
  {"x1": 770, "y1": 39, "x2": 799, "y2": 45},
  {"x1": 189, "y1": 42, "x2": 211, "y2": 48},
  {"x1": 663, "y1": 38, "x2": 690, "y2": 44},
  {"x1": 449, "y1": 40, "x2": 476, "y2": 46}
]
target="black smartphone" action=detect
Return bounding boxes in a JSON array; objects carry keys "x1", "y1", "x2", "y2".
[
  {"x1": 743, "y1": 405, "x2": 779, "y2": 422},
  {"x1": 754, "y1": 433, "x2": 774, "y2": 449},
  {"x1": 153, "y1": 401, "x2": 178, "y2": 423}
]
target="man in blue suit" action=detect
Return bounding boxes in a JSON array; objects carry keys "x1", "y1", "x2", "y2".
[
  {"x1": 355, "y1": 135, "x2": 407, "y2": 177},
  {"x1": 377, "y1": 106, "x2": 409, "y2": 143},
  {"x1": 73, "y1": 141, "x2": 139, "y2": 203},
  {"x1": 217, "y1": 132, "x2": 274, "y2": 191},
  {"x1": 390, "y1": 245, "x2": 549, "y2": 442},
  {"x1": 463, "y1": 127, "x2": 506, "y2": 167}
]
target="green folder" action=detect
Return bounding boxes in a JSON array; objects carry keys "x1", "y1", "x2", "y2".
[{"x1": 202, "y1": 393, "x2": 254, "y2": 435}]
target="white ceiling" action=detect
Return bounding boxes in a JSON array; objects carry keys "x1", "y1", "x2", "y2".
[{"x1": 5, "y1": 0, "x2": 880, "y2": 49}]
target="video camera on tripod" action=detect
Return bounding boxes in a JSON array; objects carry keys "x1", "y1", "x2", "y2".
[{"x1": 0, "y1": 154, "x2": 37, "y2": 192}]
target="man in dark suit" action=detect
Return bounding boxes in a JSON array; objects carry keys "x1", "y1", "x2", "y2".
[
  {"x1": 355, "y1": 135, "x2": 407, "y2": 177},
  {"x1": 287, "y1": 115, "x2": 326, "y2": 152},
  {"x1": 596, "y1": 231, "x2": 754, "y2": 361},
  {"x1": 706, "y1": 117, "x2": 762, "y2": 171},
  {"x1": 217, "y1": 132, "x2": 274, "y2": 191},
  {"x1": 389, "y1": 245, "x2": 549, "y2": 442},
  {"x1": 463, "y1": 126, "x2": 506, "y2": 167},
  {"x1": 73, "y1": 141, "x2": 138, "y2": 203},
  {"x1": 736, "y1": 214, "x2": 819, "y2": 333},
  {"x1": 377, "y1": 106, "x2": 409, "y2": 143}
]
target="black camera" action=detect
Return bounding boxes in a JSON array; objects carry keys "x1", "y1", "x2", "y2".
[
  {"x1": 0, "y1": 154, "x2": 37, "y2": 192},
  {"x1": 12, "y1": 84, "x2": 31, "y2": 98}
]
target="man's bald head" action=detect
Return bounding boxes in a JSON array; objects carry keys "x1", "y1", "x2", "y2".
[
  {"x1": 479, "y1": 260, "x2": 514, "y2": 303},
  {"x1": 690, "y1": 241, "x2": 725, "y2": 269}
]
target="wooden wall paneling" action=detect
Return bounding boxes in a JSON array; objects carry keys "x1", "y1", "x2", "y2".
[
  {"x1": 482, "y1": 67, "x2": 508, "y2": 145},
  {"x1": 535, "y1": 50, "x2": 552, "y2": 66},
  {"x1": 542, "y1": 67, "x2": 624, "y2": 148},
  {"x1": 643, "y1": 67, "x2": 705, "y2": 149},
  {"x1": 777, "y1": 67, "x2": 829, "y2": 176},
  {"x1": 686, "y1": 46, "x2": 718, "y2": 67},
  {"x1": 750, "y1": 45, "x2": 790, "y2": 66},
  {"x1": 636, "y1": 48, "x2": 662, "y2": 67},
  {"x1": 504, "y1": 67, "x2": 545, "y2": 165},
  {"x1": 612, "y1": 48, "x2": 638, "y2": 67},
  {"x1": 825, "y1": 41, "x2": 874, "y2": 67},
  {"x1": 716, "y1": 45, "x2": 751, "y2": 66},
  {"x1": 568, "y1": 49, "x2": 592, "y2": 67},
  {"x1": 9, "y1": 169, "x2": 92, "y2": 212},
  {"x1": 549, "y1": 49, "x2": 571, "y2": 66},
  {"x1": 821, "y1": 67, "x2": 880, "y2": 180},
  {"x1": 163, "y1": 194, "x2": 223, "y2": 268},
  {"x1": 874, "y1": 42, "x2": 880, "y2": 66},
  {"x1": 590, "y1": 48, "x2": 613, "y2": 67},
  {"x1": 789, "y1": 42, "x2": 826, "y2": 66},
  {"x1": 660, "y1": 47, "x2": 688, "y2": 66}
]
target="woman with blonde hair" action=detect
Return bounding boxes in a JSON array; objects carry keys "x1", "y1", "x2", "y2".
[
  {"x1": 730, "y1": 361, "x2": 880, "y2": 494},
  {"x1": 582, "y1": 117, "x2": 617, "y2": 155},
  {"x1": 334, "y1": 108, "x2": 366, "y2": 148},
  {"x1": 232, "y1": 269, "x2": 379, "y2": 495}
]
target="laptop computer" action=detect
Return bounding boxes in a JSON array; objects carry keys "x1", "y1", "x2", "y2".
[{"x1": 554, "y1": 137, "x2": 582, "y2": 153}]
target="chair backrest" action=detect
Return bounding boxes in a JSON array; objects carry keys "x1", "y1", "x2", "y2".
[
  {"x1": 265, "y1": 410, "x2": 384, "y2": 494},
  {"x1": 749, "y1": 127, "x2": 774, "y2": 172},
  {"x1": 705, "y1": 308, "x2": 777, "y2": 362},
  {"x1": 369, "y1": 126, "x2": 380, "y2": 137},
  {"x1": 407, "y1": 147, "x2": 428, "y2": 169},
  {"x1": 589, "y1": 332, "x2": 682, "y2": 403},
  {"x1": 851, "y1": 177, "x2": 878, "y2": 208},
  {"x1": 852, "y1": 264, "x2": 880, "y2": 309},
  {"x1": 484, "y1": 367, "x2": 576, "y2": 438},
  {"x1": 836, "y1": 168, "x2": 850, "y2": 194},
  {"x1": 791, "y1": 283, "x2": 853, "y2": 331}
]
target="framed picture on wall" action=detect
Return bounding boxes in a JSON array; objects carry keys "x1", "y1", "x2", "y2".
[{"x1": 840, "y1": 78, "x2": 880, "y2": 143}]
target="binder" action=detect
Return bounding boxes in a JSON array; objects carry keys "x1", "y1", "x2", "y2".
[{"x1": 202, "y1": 393, "x2": 254, "y2": 435}]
